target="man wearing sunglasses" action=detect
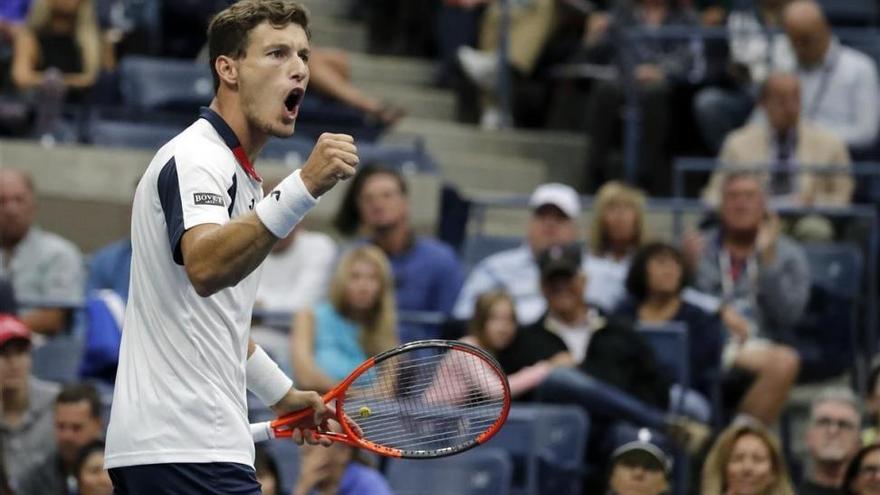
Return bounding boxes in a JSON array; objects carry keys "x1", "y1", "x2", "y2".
[{"x1": 801, "y1": 387, "x2": 863, "y2": 495}]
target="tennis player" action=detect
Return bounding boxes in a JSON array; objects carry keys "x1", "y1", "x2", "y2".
[{"x1": 104, "y1": 1, "x2": 357, "y2": 493}]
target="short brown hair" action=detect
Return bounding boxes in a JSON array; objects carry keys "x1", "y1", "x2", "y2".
[{"x1": 207, "y1": 0, "x2": 311, "y2": 92}]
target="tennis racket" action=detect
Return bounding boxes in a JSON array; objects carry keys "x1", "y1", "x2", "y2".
[{"x1": 250, "y1": 339, "x2": 511, "y2": 459}]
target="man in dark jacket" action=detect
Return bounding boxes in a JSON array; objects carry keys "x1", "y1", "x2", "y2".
[{"x1": 498, "y1": 243, "x2": 708, "y2": 453}]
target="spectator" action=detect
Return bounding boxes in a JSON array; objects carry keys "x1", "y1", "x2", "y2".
[
  {"x1": 309, "y1": 48, "x2": 405, "y2": 126},
  {"x1": 863, "y1": 364, "x2": 880, "y2": 445},
  {"x1": 842, "y1": 444, "x2": 880, "y2": 495},
  {"x1": 290, "y1": 245, "x2": 398, "y2": 394},
  {"x1": 0, "y1": 314, "x2": 59, "y2": 487},
  {"x1": 583, "y1": 0, "x2": 702, "y2": 195},
  {"x1": 693, "y1": 0, "x2": 796, "y2": 152},
  {"x1": 11, "y1": 0, "x2": 102, "y2": 134},
  {"x1": 800, "y1": 388, "x2": 863, "y2": 495},
  {"x1": 0, "y1": 169, "x2": 85, "y2": 336},
  {"x1": 254, "y1": 445, "x2": 278, "y2": 495},
  {"x1": 686, "y1": 171, "x2": 803, "y2": 424},
  {"x1": 782, "y1": 0, "x2": 880, "y2": 150},
  {"x1": 295, "y1": 442, "x2": 392, "y2": 495},
  {"x1": 618, "y1": 242, "x2": 724, "y2": 398},
  {"x1": 453, "y1": 182, "x2": 584, "y2": 324},
  {"x1": 335, "y1": 165, "x2": 464, "y2": 343},
  {"x1": 701, "y1": 421, "x2": 796, "y2": 495},
  {"x1": 704, "y1": 72, "x2": 853, "y2": 209},
  {"x1": 461, "y1": 290, "x2": 562, "y2": 399},
  {"x1": 252, "y1": 221, "x2": 336, "y2": 360},
  {"x1": 499, "y1": 243, "x2": 709, "y2": 454},
  {"x1": 606, "y1": 433, "x2": 672, "y2": 495},
  {"x1": 256, "y1": 223, "x2": 336, "y2": 319},
  {"x1": 456, "y1": 0, "x2": 559, "y2": 128},
  {"x1": 587, "y1": 181, "x2": 648, "y2": 311},
  {"x1": 85, "y1": 236, "x2": 131, "y2": 303},
  {"x1": 0, "y1": 278, "x2": 17, "y2": 314},
  {"x1": 73, "y1": 440, "x2": 111, "y2": 495},
  {"x1": 17, "y1": 383, "x2": 104, "y2": 495},
  {"x1": 0, "y1": 0, "x2": 31, "y2": 39}
]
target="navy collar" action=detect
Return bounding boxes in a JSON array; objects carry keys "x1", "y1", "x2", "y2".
[{"x1": 198, "y1": 107, "x2": 262, "y2": 182}]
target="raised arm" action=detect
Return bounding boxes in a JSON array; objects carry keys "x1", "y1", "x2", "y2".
[{"x1": 181, "y1": 133, "x2": 358, "y2": 297}]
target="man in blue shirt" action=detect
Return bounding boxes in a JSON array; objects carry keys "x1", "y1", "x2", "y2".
[
  {"x1": 344, "y1": 165, "x2": 464, "y2": 342},
  {"x1": 86, "y1": 238, "x2": 132, "y2": 302}
]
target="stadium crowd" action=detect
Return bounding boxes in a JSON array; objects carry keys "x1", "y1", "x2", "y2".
[{"x1": 1, "y1": 0, "x2": 880, "y2": 494}]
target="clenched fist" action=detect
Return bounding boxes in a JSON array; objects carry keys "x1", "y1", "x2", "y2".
[{"x1": 300, "y1": 133, "x2": 359, "y2": 198}]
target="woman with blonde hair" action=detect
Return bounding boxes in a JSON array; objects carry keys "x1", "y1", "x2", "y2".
[
  {"x1": 586, "y1": 181, "x2": 650, "y2": 311},
  {"x1": 290, "y1": 245, "x2": 398, "y2": 393},
  {"x1": 701, "y1": 422, "x2": 796, "y2": 495},
  {"x1": 12, "y1": 0, "x2": 101, "y2": 95}
]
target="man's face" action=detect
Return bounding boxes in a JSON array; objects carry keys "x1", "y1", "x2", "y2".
[
  {"x1": 784, "y1": 12, "x2": 829, "y2": 67},
  {"x1": 720, "y1": 177, "x2": 766, "y2": 235},
  {"x1": 806, "y1": 401, "x2": 861, "y2": 464},
  {"x1": 542, "y1": 273, "x2": 585, "y2": 318},
  {"x1": 0, "y1": 340, "x2": 31, "y2": 392},
  {"x1": 762, "y1": 76, "x2": 801, "y2": 133},
  {"x1": 527, "y1": 205, "x2": 576, "y2": 254},
  {"x1": 55, "y1": 401, "x2": 103, "y2": 466},
  {"x1": 609, "y1": 458, "x2": 668, "y2": 495},
  {"x1": 236, "y1": 21, "x2": 310, "y2": 138},
  {"x1": 356, "y1": 174, "x2": 408, "y2": 232},
  {"x1": 0, "y1": 171, "x2": 36, "y2": 244}
]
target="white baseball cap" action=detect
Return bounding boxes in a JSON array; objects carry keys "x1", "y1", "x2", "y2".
[{"x1": 529, "y1": 183, "x2": 581, "y2": 219}]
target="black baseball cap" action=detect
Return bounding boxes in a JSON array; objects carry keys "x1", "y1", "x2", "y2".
[{"x1": 537, "y1": 243, "x2": 582, "y2": 280}]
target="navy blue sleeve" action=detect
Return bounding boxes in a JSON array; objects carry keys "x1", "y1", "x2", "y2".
[{"x1": 157, "y1": 158, "x2": 185, "y2": 265}]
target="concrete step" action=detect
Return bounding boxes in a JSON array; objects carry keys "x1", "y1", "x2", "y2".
[
  {"x1": 386, "y1": 118, "x2": 588, "y2": 187},
  {"x1": 311, "y1": 17, "x2": 367, "y2": 53},
  {"x1": 359, "y1": 82, "x2": 455, "y2": 121},
  {"x1": 436, "y1": 152, "x2": 548, "y2": 195},
  {"x1": 300, "y1": 0, "x2": 350, "y2": 19},
  {"x1": 349, "y1": 52, "x2": 437, "y2": 87}
]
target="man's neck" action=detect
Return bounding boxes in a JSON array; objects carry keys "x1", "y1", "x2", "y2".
[
  {"x1": 723, "y1": 229, "x2": 758, "y2": 258},
  {"x1": 551, "y1": 304, "x2": 589, "y2": 327},
  {"x1": 209, "y1": 99, "x2": 268, "y2": 163},
  {"x1": 810, "y1": 461, "x2": 848, "y2": 488},
  {"x1": 373, "y1": 222, "x2": 412, "y2": 256},
  {"x1": 2, "y1": 386, "x2": 29, "y2": 426}
]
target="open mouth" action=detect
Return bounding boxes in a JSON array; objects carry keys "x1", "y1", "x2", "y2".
[{"x1": 284, "y1": 88, "x2": 304, "y2": 114}]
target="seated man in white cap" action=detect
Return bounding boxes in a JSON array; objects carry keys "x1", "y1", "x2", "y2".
[
  {"x1": 606, "y1": 430, "x2": 672, "y2": 495},
  {"x1": 454, "y1": 182, "x2": 625, "y2": 325}
]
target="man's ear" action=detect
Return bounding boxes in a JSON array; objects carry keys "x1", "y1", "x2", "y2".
[{"x1": 215, "y1": 55, "x2": 239, "y2": 89}]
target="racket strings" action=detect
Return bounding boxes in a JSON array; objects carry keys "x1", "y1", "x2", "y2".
[{"x1": 343, "y1": 347, "x2": 506, "y2": 455}]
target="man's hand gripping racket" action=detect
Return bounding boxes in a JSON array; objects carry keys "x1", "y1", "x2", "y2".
[{"x1": 250, "y1": 340, "x2": 511, "y2": 459}]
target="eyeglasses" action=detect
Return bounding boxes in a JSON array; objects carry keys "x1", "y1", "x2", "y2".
[
  {"x1": 812, "y1": 416, "x2": 857, "y2": 432},
  {"x1": 859, "y1": 464, "x2": 880, "y2": 478}
]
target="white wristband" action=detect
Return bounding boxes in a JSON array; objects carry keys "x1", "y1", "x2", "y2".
[
  {"x1": 255, "y1": 169, "x2": 318, "y2": 238},
  {"x1": 246, "y1": 345, "x2": 293, "y2": 407}
]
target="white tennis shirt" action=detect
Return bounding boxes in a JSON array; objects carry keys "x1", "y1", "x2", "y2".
[{"x1": 105, "y1": 108, "x2": 312, "y2": 469}]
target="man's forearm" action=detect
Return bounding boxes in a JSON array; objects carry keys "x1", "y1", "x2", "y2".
[{"x1": 184, "y1": 213, "x2": 277, "y2": 297}]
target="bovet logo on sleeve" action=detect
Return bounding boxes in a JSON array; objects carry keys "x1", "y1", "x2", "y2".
[{"x1": 193, "y1": 193, "x2": 224, "y2": 207}]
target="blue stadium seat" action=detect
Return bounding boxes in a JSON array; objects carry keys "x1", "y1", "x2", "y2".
[
  {"x1": 802, "y1": 242, "x2": 863, "y2": 299},
  {"x1": 461, "y1": 235, "x2": 523, "y2": 270},
  {"x1": 359, "y1": 139, "x2": 440, "y2": 175},
  {"x1": 259, "y1": 136, "x2": 316, "y2": 167},
  {"x1": 89, "y1": 119, "x2": 183, "y2": 150},
  {"x1": 484, "y1": 404, "x2": 588, "y2": 495},
  {"x1": 32, "y1": 334, "x2": 84, "y2": 383},
  {"x1": 816, "y1": 0, "x2": 878, "y2": 26},
  {"x1": 637, "y1": 322, "x2": 690, "y2": 414},
  {"x1": 386, "y1": 447, "x2": 513, "y2": 495},
  {"x1": 119, "y1": 56, "x2": 213, "y2": 112}
]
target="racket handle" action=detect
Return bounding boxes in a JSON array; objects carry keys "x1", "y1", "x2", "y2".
[{"x1": 250, "y1": 421, "x2": 274, "y2": 443}]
